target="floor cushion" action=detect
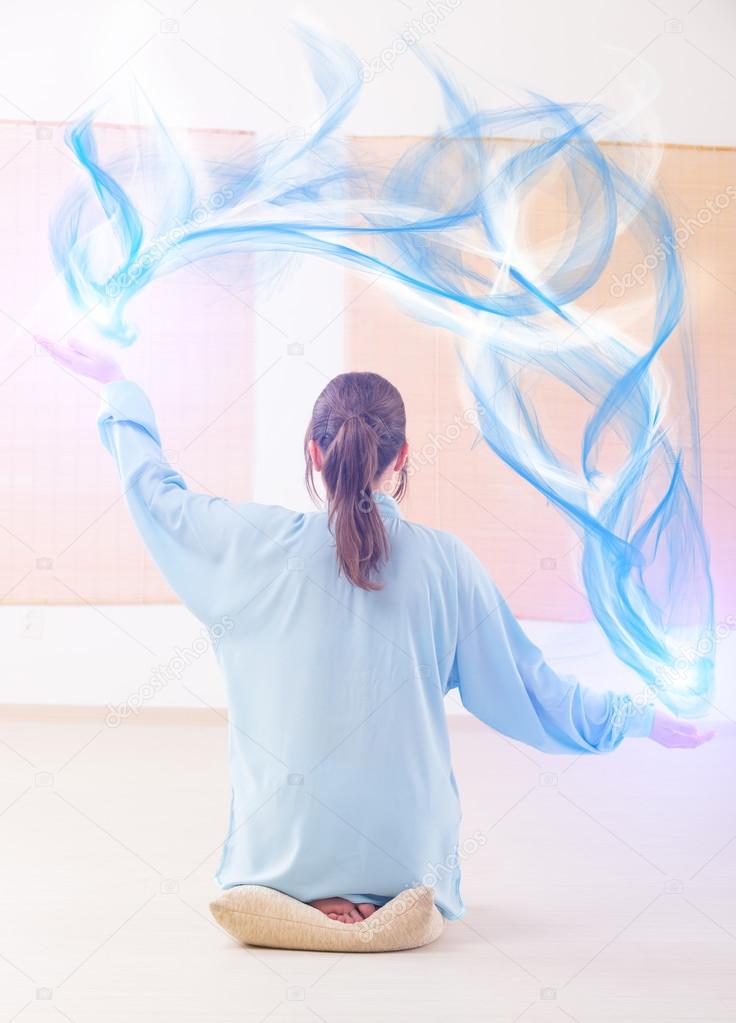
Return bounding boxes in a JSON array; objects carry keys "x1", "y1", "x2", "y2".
[{"x1": 210, "y1": 884, "x2": 444, "y2": 952}]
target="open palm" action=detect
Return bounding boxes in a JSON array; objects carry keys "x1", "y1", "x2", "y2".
[
  {"x1": 35, "y1": 336, "x2": 124, "y2": 385},
  {"x1": 651, "y1": 711, "x2": 715, "y2": 749}
]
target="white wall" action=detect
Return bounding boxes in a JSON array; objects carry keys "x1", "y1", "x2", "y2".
[
  {"x1": 12, "y1": 604, "x2": 731, "y2": 717},
  {"x1": 0, "y1": 0, "x2": 733, "y2": 145},
  {"x1": 251, "y1": 252, "x2": 345, "y2": 510}
]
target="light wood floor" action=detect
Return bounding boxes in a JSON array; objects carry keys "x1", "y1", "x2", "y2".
[{"x1": 0, "y1": 711, "x2": 734, "y2": 1023}]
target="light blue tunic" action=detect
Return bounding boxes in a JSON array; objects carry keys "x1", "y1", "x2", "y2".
[{"x1": 98, "y1": 380, "x2": 654, "y2": 919}]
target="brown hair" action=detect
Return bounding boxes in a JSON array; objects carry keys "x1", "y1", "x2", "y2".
[{"x1": 305, "y1": 372, "x2": 408, "y2": 591}]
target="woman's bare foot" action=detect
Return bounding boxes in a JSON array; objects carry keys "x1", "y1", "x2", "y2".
[{"x1": 308, "y1": 897, "x2": 377, "y2": 924}]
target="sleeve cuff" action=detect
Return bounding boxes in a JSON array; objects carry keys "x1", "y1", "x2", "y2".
[
  {"x1": 625, "y1": 701, "x2": 656, "y2": 738},
  {"x1": 98, "y1": 381, "x2": 161, "y2": 447}
]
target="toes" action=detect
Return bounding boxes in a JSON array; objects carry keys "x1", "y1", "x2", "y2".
[
  {"x1": 309, "y1": 897, "x2": 375, "y2": 924},
  {"x1": 310, "y1": 897, "x2": 352, "y2": 915}
]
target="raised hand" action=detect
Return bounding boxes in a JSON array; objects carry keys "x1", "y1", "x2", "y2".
[
  {"x1": 650, "y1": 710, "x2": 715, "y2": 749},
  {"x1": 35, "y1": 336, "x2": 125, "y2": 385}
]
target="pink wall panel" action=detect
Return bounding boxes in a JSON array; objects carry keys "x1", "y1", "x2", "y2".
[{"x1": 0, "y1": 122, "x2": 255, "y2": 604}]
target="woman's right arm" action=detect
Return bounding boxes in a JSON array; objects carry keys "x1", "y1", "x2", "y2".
[
  {"x1": 37, "y1": 337, "x2": 254, "y2": 623},
  {"x1": 96, "y1": 378, "x2": 245, "y2": 622}
]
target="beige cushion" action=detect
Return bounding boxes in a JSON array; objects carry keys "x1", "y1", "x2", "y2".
[{"x1": 210, "y1": 884, "x2": 444, "y2": 952}]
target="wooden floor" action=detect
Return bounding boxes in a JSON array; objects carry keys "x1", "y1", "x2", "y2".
[{"x1": 0, "y1": 711, "x2": 734, "y2": 1023}]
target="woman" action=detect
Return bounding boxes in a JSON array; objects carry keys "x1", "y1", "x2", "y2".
[{"x1": 37, "y1": 336, "x2": 713, "y2": 924}]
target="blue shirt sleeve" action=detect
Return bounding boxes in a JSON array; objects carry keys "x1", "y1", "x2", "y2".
[
  {"x1": 449, "y1": 538, "x2": 655, "y2": 752},
  {"x1": 97, "y1": 380, "x2": 255, "y2": 625}
]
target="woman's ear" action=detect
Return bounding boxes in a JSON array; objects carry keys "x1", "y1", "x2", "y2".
[
  {"x1": 394, "y1": 441, "x2": 409, "y2": 473},
  {"x1": 308, "y1": 439, "x2": 324, "y2": 471}
]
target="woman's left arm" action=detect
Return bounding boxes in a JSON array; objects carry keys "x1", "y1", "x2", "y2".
[{"x1": 449, "y1": 537, "x2": 714, "y2": 753}]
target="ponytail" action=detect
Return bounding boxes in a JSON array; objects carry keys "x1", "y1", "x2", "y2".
[{"x1": 304, "y1": 372, "x2": 407, "y2": 591}]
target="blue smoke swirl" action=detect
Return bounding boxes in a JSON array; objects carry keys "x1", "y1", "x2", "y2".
[{"x1": 49, "y1": 29, "x2": 714, "y2": 716}]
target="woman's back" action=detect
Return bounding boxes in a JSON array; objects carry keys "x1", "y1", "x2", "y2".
[
  {"x1": 213, "y1": 492, "x2": 467, "y2": 916},
  {"x1": 93, "y1": 373, "x2": 657, "y2": 921}
]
